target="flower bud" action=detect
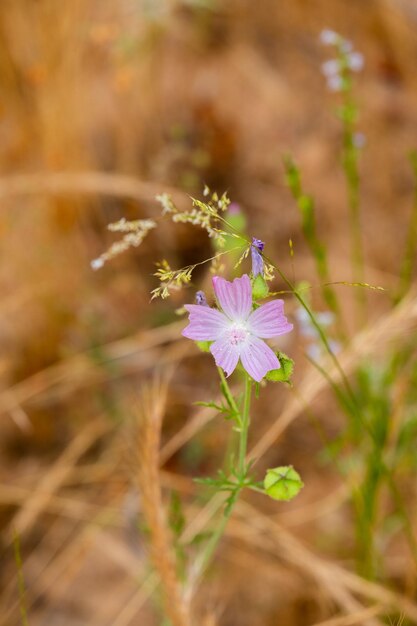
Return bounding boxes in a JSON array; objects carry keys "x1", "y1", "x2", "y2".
[{"x1": 251, "y1": 237, "x2": 265, "y2": 278}]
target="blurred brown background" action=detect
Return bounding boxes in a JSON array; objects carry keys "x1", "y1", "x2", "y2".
[{"x1": 1, "y1": 1, "x2": 417, "y2": 625}]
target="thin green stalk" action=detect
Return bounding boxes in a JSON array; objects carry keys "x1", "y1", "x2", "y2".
[
  {"x1": 397, "y1": 150, "x2": 417, "y2": 302},
  {"x1": 195, "y1": 373, "x2": 252, "y2": 580},
  {"x1": 238, "y1": 375, "x2": 252, "y2": 478},
  {"x1": 356, "y1": 429, "x2": 387, "y2": 579},
  {"x1": 217, "y1": 366, "x2": 240, "y2": 422},
  {"x1": 265, "y1": 252, "x2": 357, "y2": 402},
  {"x1": 309, "y1": 355, "x2": 417, "y2": 575},
  {"x1": 340, "y1": 95, "x2": 366, "y2": 326},
  {"x1": 284, "y1": 155, "x2": 346, "y2": 340},
  {"x1": 193, "y1": 505, "x2": 232, "y2": 579}
]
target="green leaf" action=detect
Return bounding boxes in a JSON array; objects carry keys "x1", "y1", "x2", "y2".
[
  {"x1": 263, "y1": 466, "x2": 303, "y2": 501},
  {"x1": 195, "y1": 401, "x2": 225, "y2": 412},
  {"x1": 196, "y1": 340, "x2": 212, "y2": 352},
  {"x1": 252, "y1": 274, "x2": 269, "y2": 300},
  {"x1": 265, "y1": 351, "x2": 294, "y2": 383}
]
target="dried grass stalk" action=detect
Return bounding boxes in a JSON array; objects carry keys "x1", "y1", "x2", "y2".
[
  {"x1": 234, "y1": 501, "x2": 417, "y2": 624},
  {"x1": 135, "y1": 377, "x2": 191, "y2": 626},
  {"x1": 0, "y1": 171, "x2": 187, "y2": 207}
]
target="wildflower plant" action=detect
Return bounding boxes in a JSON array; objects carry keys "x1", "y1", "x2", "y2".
[
  {"x1": 88, "y1": 30, "x2": 417, "y2": 622},
  {"x1": 157, "y1": 197, "x2": 303, "y2": 574},
  {"x1": 92, "y1": 184, "x2": 305, "y2": 603},
  {"x1": 320, "y1": 29, "x2": 364, "y2": 93}
]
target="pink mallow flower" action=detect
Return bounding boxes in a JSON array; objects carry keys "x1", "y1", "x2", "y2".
[{"x1": 182, "y1": 274, "x2": 293, "y2": 382}]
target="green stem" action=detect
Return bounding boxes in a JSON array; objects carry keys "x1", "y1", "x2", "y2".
[
  {"x1": 397, "y1": 150, "x2": 417, "y2": 302},
  {"x1": 193, "y1": 503, "x2": 232, "y2": 580},
  {"x1": 239, "y1": 375, "x2": 252, "y2": 478},
  {"x1": 217, "y1": 367, "x2": 240, "y2": 418},
  {"x1": 284, "y1": 154, "x2": 346, "y2": 341},
  {"x1": 195, "y1": 373, "x2": 252, "y2": 581},
  {"x1": 341, "y1": 95, "x2": 366, "y2": 327}
]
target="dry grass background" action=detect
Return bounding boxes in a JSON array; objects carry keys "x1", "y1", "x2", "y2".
[{"x1": 1, "y1": 0, "x2": 417, "y2": 624}]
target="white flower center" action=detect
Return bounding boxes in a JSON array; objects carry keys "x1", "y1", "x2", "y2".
[{"x1": 228, "y1": 322, "x2": 250, "y2": 346}]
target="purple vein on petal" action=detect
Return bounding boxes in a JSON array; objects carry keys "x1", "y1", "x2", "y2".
[
  {"x1": 240, "y1": 336, "x2": 280, "y2": 382},
  {"x1": 212, "y1": 274, "x2": 252, "y2": 320},
  {"x1": 210, "y1": 338, "x2": 240, "y2": 377},
  {"x1": 182, "y1": 305, "x2": 229, "y2": 341},
  {"x1": 249, "y1": 300, "x2": 293, "y2": 338}
]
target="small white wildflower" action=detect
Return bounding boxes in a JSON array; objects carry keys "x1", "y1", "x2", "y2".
[
  {"x1": 327, "y1": 74, "x2": 344, "y2": 92},
  {"x1": 91, "y1": 258, "x2": 104, "y2": 270},
  {"x1": 296, "y1": 307, "x2": 340, "y2": 360},
  {"x1": 320, "y1": 29, "x2": 340, "y2": 45},
  {"x1": 321, "y1": 59, "x2": 340, "y2": 77},
  {"x1": 347, "y1": 51, "x2": 364, "y2": 72}
]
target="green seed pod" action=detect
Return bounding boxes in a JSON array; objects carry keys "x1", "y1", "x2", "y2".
[{"x1": 264, "y1": 466, "x2": 303, "y2": 501}]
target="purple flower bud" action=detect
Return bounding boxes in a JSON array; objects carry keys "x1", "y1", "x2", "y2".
[
  {"x1": 251, "y1": 237, "x2": 265, "y2": 277},
  {"x1": 252, "y1": 237, "x2": 264, "y2": 252},
  {"x1": 195, "y1": 290, "x2": 208, "y2": 306}
]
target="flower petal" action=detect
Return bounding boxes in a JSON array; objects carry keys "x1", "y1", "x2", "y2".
[
  {"x1": 182, "y1": 305, "x2": 229, "y2": 341},
  {"x1": 248, "y1": 300, "x2": 293, "y2": 339},
  {"x1": 212, "y1": 274, "x2": 252, "y2": 321},
  {"x1": 210, "y1": 337, "x2": 240, "y2": 377},
  {"x1": 240, "y1": 336, "x2": 280, "y2": 382}
]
